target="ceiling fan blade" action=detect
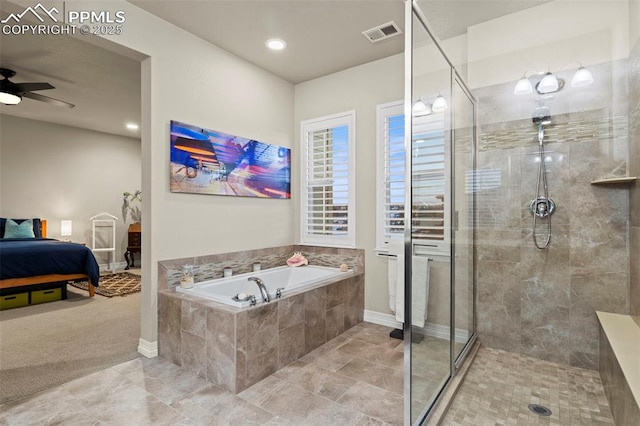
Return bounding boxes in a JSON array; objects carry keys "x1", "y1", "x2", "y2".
[
  {"x1": 14, "y1": 82, "x2": 54, "y2": 92},
  {"x1": 22, "y1": 92, "x2": 75, "y2": 108}
]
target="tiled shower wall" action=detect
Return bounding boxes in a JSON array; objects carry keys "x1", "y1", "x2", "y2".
[
  {"x1": 475, "y1": 103, "x2": 630, "y2": 369},
  {"x1": 630, "y1": 40, "x2": 640, "y2": 328}
]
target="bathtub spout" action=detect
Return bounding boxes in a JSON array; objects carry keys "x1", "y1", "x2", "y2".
[{"x1": 248, "y1": 277, "x2": 270, "y2": 303}]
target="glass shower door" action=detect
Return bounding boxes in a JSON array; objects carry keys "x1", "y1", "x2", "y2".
[
  {"x1": 407, "y1": 2, "x2": 477, "y2": 424},
  {"x1": 408, "y1": 8, "x2": 453, "y2": 424},
  {"x1": 451, "y1": 76, "x2": 476, "y2": 364}
]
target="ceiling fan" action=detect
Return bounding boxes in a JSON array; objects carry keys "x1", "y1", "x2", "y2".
[{"x1": 0, "y1": 67, "x2": 74, "y2": 108}]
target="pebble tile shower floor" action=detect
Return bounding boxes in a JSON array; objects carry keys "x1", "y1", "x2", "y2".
[{"x1": 442, "y1": 346, "x2": 615, "y2": 425}]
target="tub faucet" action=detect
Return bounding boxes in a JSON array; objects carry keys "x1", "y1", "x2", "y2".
[{"x1": 248, "y1": 277, "x2": 270, "y2": 303}]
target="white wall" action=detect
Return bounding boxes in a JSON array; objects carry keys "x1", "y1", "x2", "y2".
[
  {"x1": 0, "y1": 115, "x2": 140, "y2": 266},
  {"x1": 294, "y1": 54, "x2": 403, "y2": 315},
  {"x1": 631, "y1": 0, "x2": 640, "y2": 48},
  {"x1": 47, "y1": 0, "x2": 297, "y2": 351}
]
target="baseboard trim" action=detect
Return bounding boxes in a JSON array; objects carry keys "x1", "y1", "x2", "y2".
[
  {"x1": 138, "y1": 338, "x2": 158, "y2": 358},
  {"x1": 364, "y1": 310, "x2": 469, "y2": 343},
  {"x1": 99, "y1": 261, "x2": 128, "y2": 273},
  {"x1": 364, "y1": 310, "x2": 402, "y2": 329}
]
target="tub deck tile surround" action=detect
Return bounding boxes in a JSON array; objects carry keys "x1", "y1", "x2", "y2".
[
  {"x1": 597, "y1": 312, "x2": 640, "y2": 425},
  {"x1": 157, "y1": 244, "x2": 364, "y2": 290},
  {"x1": 158, "y1": 245, "x2": 364, "y2": 394}
]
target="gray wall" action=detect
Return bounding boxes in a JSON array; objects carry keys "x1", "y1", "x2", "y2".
[{"x1": 0, "y1": 115, "x2": 141, "y2": 267}]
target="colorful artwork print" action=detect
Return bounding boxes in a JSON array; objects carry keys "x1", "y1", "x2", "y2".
[{"x1": 170, "y1": 120, "x2": 291, "y2": 199}]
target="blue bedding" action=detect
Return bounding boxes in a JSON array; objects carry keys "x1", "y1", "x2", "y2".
[{"x1": 0, "y1": 238, "x2": 100, "y2": 286}]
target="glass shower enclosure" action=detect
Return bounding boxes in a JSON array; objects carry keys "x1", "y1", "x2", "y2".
[{"x1": 404, "y1": 1, "x2": 477, "y2": 424}]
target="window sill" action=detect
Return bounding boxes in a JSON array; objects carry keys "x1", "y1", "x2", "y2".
[{"x1": 297, "y1": 242, "x2": 357, "y2": 249}]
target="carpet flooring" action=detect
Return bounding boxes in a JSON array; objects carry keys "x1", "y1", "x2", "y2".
[
  {"x1": 0, "y1": 284, "x2": 141, "y2": 403},
  {"x1": 69, "y1": 272, "x2": 141, "y2": 297}
]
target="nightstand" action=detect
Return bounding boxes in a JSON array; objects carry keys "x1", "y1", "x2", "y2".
[{"x1": 124, "y1": 223, "x2": 141, "y2": 270}]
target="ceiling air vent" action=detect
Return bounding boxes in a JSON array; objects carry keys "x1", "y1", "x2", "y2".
[{"x1": 362, "y1": 21, "x2": 402, "y2": 43}]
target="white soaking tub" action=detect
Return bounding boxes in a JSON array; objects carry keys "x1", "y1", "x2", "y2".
[{"x1": 176, "y1": 265, "x2": 353, "y2": 308}]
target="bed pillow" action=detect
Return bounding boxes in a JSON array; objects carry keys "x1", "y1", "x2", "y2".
[
  {"x1": 4, "y1": 218, "x2": 36, "y2": 238},
  {"x1": 0, "y1": 218, "x2": 42, "y2": 238}
]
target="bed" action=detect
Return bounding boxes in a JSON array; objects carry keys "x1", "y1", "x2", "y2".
[{"x1": 0, "y1": 218, "x2": 100, "y2": 299}]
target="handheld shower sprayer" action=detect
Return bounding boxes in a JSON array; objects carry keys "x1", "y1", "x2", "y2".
[{"x1": 529, "y1": 103, "x2": 554, "y2": 249}]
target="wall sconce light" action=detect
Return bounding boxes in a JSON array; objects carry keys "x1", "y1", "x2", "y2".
[
  {"x1": 570, "y1": 66, "x2": 594, "y2": 87},
  {"x1": 413, "y1": 94, "x2": 447, "y2": 116},
  {"x1": 412, "y1": 98, "x2": 432, "y2": 117},
  {"x1": 537, "y1": 72, "x2": 559, "y2": 94},
  {"x1": 60, "y1": 220, "x2": 72, "y2": 239},
  {"x1": 432, "y1": 94, "x2": 448, "y2": 113},
  {"x1": 514, "y1": 65, "x2": 593, "y2": 95},
  {"x1": 513, "y1": 74, "x2": 533, "y2": 95}
]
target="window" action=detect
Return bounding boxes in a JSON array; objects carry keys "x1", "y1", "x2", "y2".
[
  {"x1": 300, "y1": 111, "x2": 356, "y2": 247},
  {"x1": 376, "y1": 101, "x2": 449, "y2": 253}
]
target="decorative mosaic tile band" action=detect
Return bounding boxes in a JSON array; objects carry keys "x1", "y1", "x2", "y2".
[
  {"x1": 158, "y1": 245, "x2": 364, "y2": 290},
  {"x1": 479, "y1": 112, "x2": 629, "y2": 152}
]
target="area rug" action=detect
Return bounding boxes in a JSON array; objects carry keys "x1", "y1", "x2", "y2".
[{"x1": 69, "y1": 272, "x2": 141, "y2": 297}]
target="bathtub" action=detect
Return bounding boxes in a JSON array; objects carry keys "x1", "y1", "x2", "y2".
[{"x1": 177, "y1": 265, "x2": 353, "y2": 308}]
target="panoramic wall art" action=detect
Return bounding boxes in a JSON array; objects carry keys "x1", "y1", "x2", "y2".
[{"x1": 170, "y1": 120, "x2": 291, "y2": 199}]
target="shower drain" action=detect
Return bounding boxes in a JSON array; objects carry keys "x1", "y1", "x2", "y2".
[{"x1": 528, "y1": 404, "x2": 552, "y2": 417}]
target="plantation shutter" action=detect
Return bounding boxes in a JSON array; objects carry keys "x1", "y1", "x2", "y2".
[
  {"x1": 378, "y1": 104, "x2": 447, "y2": 250},
  {"x1": 411, "y1": 117, "x2": 446, "y2": 242},
  {"x1": 301, "y1": 111, "x2": 355, "y2": 247},
  {"x1": 306, "y1": 126, "x2": 349, "y2": 236},
  {"x1": 383, "y1": 112, "x2": 406, "y2": 242}
]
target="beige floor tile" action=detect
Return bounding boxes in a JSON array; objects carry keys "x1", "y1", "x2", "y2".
[
  {"x1": 3, "y1": 274, "x2": 623, "y2": 425},
  {"x1": 174, "y1": 385, "x2": 275, "y2": 425},
  {"x1": 338, "y1": 381, "x2": 404, "y2": 425},
  {"x1": 338, "y1": 357, "x2": 404, "y2": 394},
  {"x1": 274, "y1": 361, "x2": 358, "y2": 401},
  {"x1": 255, "y1": 381, "x2": 366, "y2": 425}
]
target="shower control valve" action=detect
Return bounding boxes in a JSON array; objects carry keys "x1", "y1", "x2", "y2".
[{"x1": 529, "y1": 197, "x2": 555, "y2": 218}]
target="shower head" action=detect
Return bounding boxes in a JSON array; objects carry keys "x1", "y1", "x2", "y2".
[{"x1": 532, "y1": 105, "x2": 551, "y2": 125}]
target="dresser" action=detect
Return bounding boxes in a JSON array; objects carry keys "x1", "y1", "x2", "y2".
[{"x1": 124, "y1": 223, "x2": 141, "y2": 270}]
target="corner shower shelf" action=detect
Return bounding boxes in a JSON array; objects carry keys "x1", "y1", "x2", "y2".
[{"x1": 590, "y1": 177, "x2": 637, "y2": 185}]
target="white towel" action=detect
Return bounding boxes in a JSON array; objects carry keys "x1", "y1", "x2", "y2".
[
  {"x1": 387, "y1": 240, "x2": 405, "y2": 316},
  {"x1": 411, "y1": 256, "x2": 430, "y2": 328},
  {"x1": 394, "y1": 252, "x2": 405, "y2": 323},
  {"x1": 388, "y1": 256, "x2": 398, "y2": 314},
  {"x1": 394, "y1": 255, "x2": 430, "y2": 328}
]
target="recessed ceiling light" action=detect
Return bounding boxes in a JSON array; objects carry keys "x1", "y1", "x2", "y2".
[
  {"x1": 126, "y1": 123, "x2": 139, "y2": 130},
  {"x1": 265, "y1": 38, "x2": 287, "y2": 50}
]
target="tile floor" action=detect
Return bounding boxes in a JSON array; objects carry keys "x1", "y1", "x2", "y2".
[
  {"x1": 0, "y1": 323, "x2": 617, "y2": 426},
  {"x1": 441, "y1": 346, "x2": 615, "y2": 425},
  {"x1": 0, "y1": 322, "x2": 405, "y2": 425}
]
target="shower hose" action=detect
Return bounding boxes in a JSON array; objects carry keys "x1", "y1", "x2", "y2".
[{"x1": 533, "y1": 124, "x2": 552, "y2": 249}]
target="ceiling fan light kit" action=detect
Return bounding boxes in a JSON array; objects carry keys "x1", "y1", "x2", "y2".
[{"x1": 0, "y1": 67, "x2": 75, "y2": 108}]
